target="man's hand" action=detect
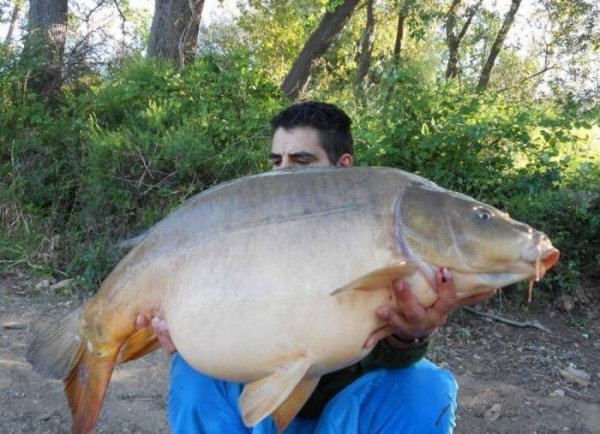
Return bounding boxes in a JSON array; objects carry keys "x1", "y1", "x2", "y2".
[
  {"x1": 364, "y1": 268, "x2": 496, "y2": 349},
  {"x1": 135, "y1": 313, "x2": 177, "y2": 354}
]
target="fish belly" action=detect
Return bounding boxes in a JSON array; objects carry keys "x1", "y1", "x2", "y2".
[
  {"x1": 168, "y1": 287, "x2": 392, "y2": 382},
  {"x1": 161, "y1": 211, "x2": 399, "y2": 382}
]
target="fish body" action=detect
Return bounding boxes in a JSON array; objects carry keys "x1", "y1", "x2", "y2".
[{"x1": 27, "y1": 167, "x2": 559, "y2": 433}]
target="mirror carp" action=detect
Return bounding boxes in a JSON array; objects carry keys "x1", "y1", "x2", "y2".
[{"x1": 27, "y1": 167, "x2": 559, "y2": 433}]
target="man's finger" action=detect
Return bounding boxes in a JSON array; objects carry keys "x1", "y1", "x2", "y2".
[
  {"x1": 436, "y1": 268, "x2": 456, "y2": 300},
  {"x1": 135, "y1": 313, "x2": 149, "y2": 330},
  {"x1": 151, "y1": 317, "x2": 176, "y2": 354},
  {"x1": 433, "y1": 267, "x2": 460, "y2": 313},
  {"x1": 364, "y1": 325, "x2": 392, "y2": 349},
  {"x1": 151, "y1": 316, "x2": 168, "y2": 334},
  {"x1": 391, "y1": 279, "x2": 426, "y2": 323}
]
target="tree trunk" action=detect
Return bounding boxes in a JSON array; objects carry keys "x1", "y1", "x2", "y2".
[
  {"x1": 445, "y1": 0, "x2": 480, "y2": 79},
  {"x1": 23, "y1": 0, "x2": 68, "y2": 97},
  {"x1": 4, "y1": 2, "x2": 21, "y2": 45},
  {"x1": 393, "y1": 13, "x2": 406, "y2": 59},
  {"x1": 477, "y1": 0, "x2": 521, "y2": 91},
  {"x1": 282, "y1": 0, "x2": 361, "y2": 100},
  {"x1": 148, "y1": 0, "x2": 205, "y2": 68},
  {"x1": 356, "y1": 0, "x2": 376, "y2": 87}
]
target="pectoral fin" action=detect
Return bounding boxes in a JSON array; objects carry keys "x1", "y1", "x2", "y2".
[
  {"x1": 117, "y1": 327, "x2": 161, "y2": 364},
  {"x1": 240, "y1": 356, "x2": 311, "y2": 429},
  {"x1": 330, "y1": 261, "x2": 417, "y2": 295},
  {"x1": 273, "y1": 375, "x2": 320, "y2": 432}
]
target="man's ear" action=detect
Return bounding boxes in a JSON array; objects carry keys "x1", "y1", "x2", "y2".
[{"x1": 337, "y1": 153, "x2": 353, "y2": 167}]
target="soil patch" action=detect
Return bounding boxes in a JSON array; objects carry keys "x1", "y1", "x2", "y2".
[{"x1": 1, "y1": 270, "x2": 598, "y2": 433}]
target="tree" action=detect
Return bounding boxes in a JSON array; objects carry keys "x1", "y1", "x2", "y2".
[
  {"x1": 393, "y1": 10, "x2": 406, "y2": 59},
  {"x1": 477, "y1": 0, "x2": 521, "y2": 91},
  {"x1": 148, "y1": 0, "x2": 205, "y2": 68},
  {"x1": 23, "y1": 0, "x2": 68, "y2": 97},
  {"x1": 233, "y1": 0, "x2": 317, "y2": 83},
  {"x1": 391, "y1": 0, "x2": 441, "y2": 62},
  {"x1": 444, "y1": 0, "x2": 481, "y2": 79},
  {"x1": 282, "y1": 0, "x2": 361, "y2": 100},
  {"x1": 3, "y1": 0, "x2": 22, "y2": 45},
  {"x1": 356, "y1": 0, "x2": 376, "y2": 87},
  {"x1": 531, "y1": 0, "x2": 600, "y2": 100}
]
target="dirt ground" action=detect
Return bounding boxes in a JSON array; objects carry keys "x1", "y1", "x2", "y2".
[{"x1": 1, "y1": 268, "x2": 599, "y2": 434}]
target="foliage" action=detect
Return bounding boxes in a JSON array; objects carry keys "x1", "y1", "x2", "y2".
[
  {"x1": 1, "y1": 0, "x2": 598, "y2": 299},
  {"x1": 235, "y1": 0, "x2": 321, "y2": 82},
  {"x1": 352, "y1": 66, "x2": 529, "y2": 195},
  {"x1": 81, "y1": 54, "x2": 281, "y2": 229},
  {"x1": 1, "y1": 50, "x2": 284, "y2": 287}
]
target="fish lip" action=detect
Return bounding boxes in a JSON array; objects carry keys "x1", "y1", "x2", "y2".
[
  {"x1": 541, "y1": 248, "x2": 560, "y2": 271},
  {"x1": 522, "y1": 247, "x2": 560, "y2": 281}
]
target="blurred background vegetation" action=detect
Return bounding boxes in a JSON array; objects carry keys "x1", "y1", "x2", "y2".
[{"x1": 0, "y1": 0, "x2": 598, "y2": 300}]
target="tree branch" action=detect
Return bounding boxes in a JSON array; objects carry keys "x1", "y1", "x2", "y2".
[
  {"x1": 496, "y1": 64, "x2": 556, "y2": 93},
  {"x1": 463, "y1": 307, "x2": 552, "y2": 333}
]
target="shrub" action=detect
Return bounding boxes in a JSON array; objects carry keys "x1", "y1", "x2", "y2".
[
  {"x1": 1, "y1": 51, "x2": 597, "y2": 298},
  {"x1": 1, "y1": 51, "x2": 285, "y2": 287}
]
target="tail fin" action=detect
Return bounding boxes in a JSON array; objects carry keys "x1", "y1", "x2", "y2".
[
  {"x1": 65, "y1": 349, "x2": 118, "y2": 434},
  {"x1": 27, "y1": 308, "x2": 85, "y2": 380},
  {"x1": 27, "y1": 308, "x2": 118, "y2": 434}
]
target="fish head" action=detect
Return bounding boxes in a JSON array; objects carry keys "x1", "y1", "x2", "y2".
[{"x1": 394, "y1": 183, "x2": 560, "y2": 298}]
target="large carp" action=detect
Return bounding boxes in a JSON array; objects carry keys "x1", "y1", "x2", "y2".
[{"x1": 28, "y1": 167, "x2": 559, "y2": 433}]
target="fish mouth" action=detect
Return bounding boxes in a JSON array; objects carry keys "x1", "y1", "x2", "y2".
[
  {"x1": 541, "y1": 248, "x2": 560, "y2": 274},
  {"x1": 526, "y1": 247, "x2": 560, "y2": 302},
  {"x1": 531, "y1": 247, "x2": 560, "y2": 281}
]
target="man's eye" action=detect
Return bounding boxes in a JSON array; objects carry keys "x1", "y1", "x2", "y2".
[
  {"x1": 296, "y1": 160, "x2": 311, "y2": 165},
  {"x1": 271, "y1": 159, "x2": 281, "y2": 167}
]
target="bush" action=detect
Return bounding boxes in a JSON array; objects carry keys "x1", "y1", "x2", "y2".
[
  {"x1": 1, "y1": 51, "x2": 597, "y2": 298},
  {"x1": 1, "y1": 51, "x2": 285, "y2": 287},
  {"x1": 352, "y1": 70, "x2": 538, "y2": 198}
]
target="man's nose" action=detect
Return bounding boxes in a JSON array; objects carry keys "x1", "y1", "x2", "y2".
[{"x1": 279, "y1": 156, "x2": 292, "y2": 168}]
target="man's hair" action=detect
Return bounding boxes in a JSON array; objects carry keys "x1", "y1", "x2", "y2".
[{"x1": 270, "y1": 101, "x2": 353, "y2": 164}]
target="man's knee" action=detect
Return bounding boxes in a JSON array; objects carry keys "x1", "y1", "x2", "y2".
[
  {"x1": 170, "y1": 355, "x2": 216, "y2": 400},
  {"x1": 379, "y1": 360, "x2": 458, "y2": 431},
  {"x1": 169, "y1": 354, "x2": 243, "y2": 405},
  {"x1": 168, "y1": 355, "x2": 248, "y2": 433}
]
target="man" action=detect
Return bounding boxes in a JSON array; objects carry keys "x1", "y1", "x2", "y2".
[{"x1": 139, "y1": 101, "x2": 495, "y2": 433}]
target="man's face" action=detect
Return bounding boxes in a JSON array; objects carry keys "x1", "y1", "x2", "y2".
[{"x1": 270, "y1": 127, "x2": 333, "y2": 169}]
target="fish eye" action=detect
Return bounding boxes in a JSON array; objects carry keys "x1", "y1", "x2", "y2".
[{"x1": 475, "y1": 207, "x2": 492, "y2": 221}]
